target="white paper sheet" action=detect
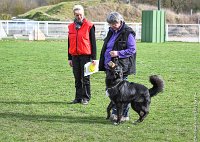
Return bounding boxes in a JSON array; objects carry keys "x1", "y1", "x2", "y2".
[{"x1": 84, "y1": 60, "x2": 99, "y2": 76}]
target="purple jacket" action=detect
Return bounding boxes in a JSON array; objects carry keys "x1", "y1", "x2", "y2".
[
  {"x1": 99, "y1": 22, "x2": 137, "y2": 75},
  {"x1": 104, "y1": 27, "x2": 136, "y2": 69}
]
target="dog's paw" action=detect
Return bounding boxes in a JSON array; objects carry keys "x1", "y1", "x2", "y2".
[{"x1": 133, "y1": 120, "x2": 141, "y2": 125}]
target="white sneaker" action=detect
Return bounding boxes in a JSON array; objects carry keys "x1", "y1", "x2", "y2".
[
  {"x1": 121, "y1": 116, "x2": 129, "y2": 122},
  {"x1": 110, "y1": 114, "x2": 117, "y2": 121},
  {"x1": 110, "y1": 114, "x2": 129, "y2": 122}
]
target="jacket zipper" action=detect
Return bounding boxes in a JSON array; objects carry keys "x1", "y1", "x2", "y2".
[{"x1": 76, "y1": 29, "x2": 79, "y2": 55}]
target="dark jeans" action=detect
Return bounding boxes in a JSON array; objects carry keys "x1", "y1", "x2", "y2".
[
  {"x1": 112, "y1": 76, "x2": 130, "y2": 117},
  {"x1": 72, "y1": 55, "x2": 91, "y2": 101},
  {"x1": 112, "y1": 103, "x2": 130, "y2": 117}
]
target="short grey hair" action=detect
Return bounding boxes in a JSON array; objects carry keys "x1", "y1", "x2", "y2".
[
  {"x1": 106, "y1": 12, "x2": 124, "y2": 24},
  {"x1": 73, "y1": 5, "x2": 84, "y2": 15}
]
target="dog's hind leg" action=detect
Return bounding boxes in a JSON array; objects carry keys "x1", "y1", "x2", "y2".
[
  {"x1": 131, "y1": 102, "x2": 142, "y2": 124},
  {"x1": 106, "y1": 101, "x2": 114, "y2": 119},
  {"x1": 138, "y1": 95, "x2": 151, "y2": 122},
  {"x1": 138, "y1": 100, "x2": 150, "y2": 123},
  {"x1": 131, "y1": 101, "x2": 150, "y2": 124},
  {"x1": 138, "y1": 106, "x2": 149, "y2": 122}
]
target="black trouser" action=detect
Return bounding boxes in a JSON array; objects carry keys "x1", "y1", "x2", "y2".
[{"x1": 72, "y1": 55, "x2": 91, "y2": 101}]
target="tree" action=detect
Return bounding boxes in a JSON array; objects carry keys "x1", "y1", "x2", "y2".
[
  {"x1": 193, "y1": 0, "x2": 200, "y2": 12},
  {"x1": 171, "y1": 0, "x2": 192, "y2": 14}
]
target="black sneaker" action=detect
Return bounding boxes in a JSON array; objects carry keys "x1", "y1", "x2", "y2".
[
  {"x1": 68, "y1": 99, "x2": 81, "y2": 104},
  {"x1": 81, "y1": 99, "x2": 89, "y2": 105}
]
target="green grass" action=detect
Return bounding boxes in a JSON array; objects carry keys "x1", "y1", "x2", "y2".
[{"x1": 0, "y1": 40, "x2": 199, "y2": 142}]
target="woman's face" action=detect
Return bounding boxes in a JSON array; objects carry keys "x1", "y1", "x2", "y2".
[
  {"x1": 74, "y1": 10, "x2": 84, "y2": 22},
  {"x1": 109, "y1": 22, "x2": 121, "y2": 31}
]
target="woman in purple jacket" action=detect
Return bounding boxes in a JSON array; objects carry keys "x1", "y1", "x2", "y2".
[{"x1": 99, "y1": 12, "x2": 137, "y2": 122}]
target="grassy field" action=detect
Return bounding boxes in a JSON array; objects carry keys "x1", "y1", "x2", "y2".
[{"x1": 0, "y1": 40, "x2": 199, "y2": 142}]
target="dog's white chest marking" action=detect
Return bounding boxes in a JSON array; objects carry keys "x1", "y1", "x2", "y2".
[{"x1": 106, "y1": 90, "x2": 110, "y2": 97}]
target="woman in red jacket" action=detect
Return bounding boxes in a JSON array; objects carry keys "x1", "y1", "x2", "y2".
[{"x1": 68, "y1": 5, "x2": 97, "y2": 105}]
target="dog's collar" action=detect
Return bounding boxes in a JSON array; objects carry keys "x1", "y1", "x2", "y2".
[{"x1": 107, "y1": 81, "x2": 122, "y2": 90}]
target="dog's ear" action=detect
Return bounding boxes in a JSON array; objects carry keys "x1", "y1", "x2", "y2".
[{"x1": 108, "y1": 61, "x2": 116, "y2": 69}]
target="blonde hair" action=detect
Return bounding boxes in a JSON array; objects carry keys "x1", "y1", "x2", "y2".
[{"x1": 73, "y1": 5, "x2": 84, "y2": 15}]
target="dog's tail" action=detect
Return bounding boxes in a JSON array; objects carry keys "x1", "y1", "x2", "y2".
[{"x1": 149, "y1": 75, "x2": 164, "y2": 97}]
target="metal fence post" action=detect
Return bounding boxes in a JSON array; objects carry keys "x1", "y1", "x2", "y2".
[
  {"x1": 0, "y1": 21, "x2": 2, "y2": 39},
  {"x1": 136, "y1": 23, "x2": 139, "y2": 39},
  {"x1": 166, "y1": 24, "x2": 168, "y2": 41},
  {"x1": 199, "y1": 24, "x2": 200, "y2": 43},
  {"x1": 6, "y1": 21, "x2": 9, "y2": 35},
  {"x1": 37, "y1": 21, "x2": 39, "y2": 40},
  {"x1": 45, "y1": 21, "x2": 48, "y2": 36},
  {"x1": 25, "y1": 21, "x2": 28, "y2": 35}
]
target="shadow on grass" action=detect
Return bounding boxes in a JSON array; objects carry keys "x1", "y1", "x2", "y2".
[
  {"x1": 0, "y1": 101, "x2": 111, "y2": 125},
  {"x1": 0, "y1": 112, "x2": 111, "y2": 125},
  {"x1": 0, "y1": 101, "x2": 67, "y2": 105}
]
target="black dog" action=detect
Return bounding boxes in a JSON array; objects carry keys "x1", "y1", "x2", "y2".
[{"x1": 106, "y1": 60, "x2": 164, "y2": 125}]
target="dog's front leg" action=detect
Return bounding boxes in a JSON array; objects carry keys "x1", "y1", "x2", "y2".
[
  {"x1": 106, "y1": 101, "x2": 114, "y2": 119},
  {"x1": 115, "y1": 103, "x2": 123, "y2": 125}
]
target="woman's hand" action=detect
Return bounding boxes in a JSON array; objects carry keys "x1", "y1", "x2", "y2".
[
  {"x1": 91, "y1": 60, "x2": 96, "y2": 65},
  {"x1": 109, "y1": 51, "x2": 118, "y2": 57},
  {"x1": 68, "y1": 60, "x2": 73, "y2": 67}
]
